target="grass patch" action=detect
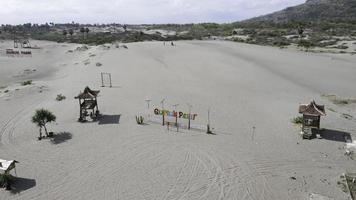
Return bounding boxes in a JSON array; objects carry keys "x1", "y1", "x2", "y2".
[
  {"x1": 21, "y1": 80, "x2": 32, "y2": 86},
  {"x1": 327, "y1": 108, "x2": 336, "y2": 112},
  {"x1": 292, "y1": 116, "x2": 303, "y2": 124},
  {"x1": 322, "y1": 94, "x2": 356, "y2": 105},
  {"x1": 55, "y1": 94, "x2": 66, "y2": 101}
]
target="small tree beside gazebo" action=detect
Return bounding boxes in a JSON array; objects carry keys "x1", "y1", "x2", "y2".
[
  {"x1": 75, "y1": 87, "x2": 100, "y2": 122},
  {"x1": 298, "y1": 101, "x2": 326, "y2": 139}
]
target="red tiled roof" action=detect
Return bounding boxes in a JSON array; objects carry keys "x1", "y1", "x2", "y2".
[{"x1": 299, "y1": 101, "x2": 326, "y2": 116}]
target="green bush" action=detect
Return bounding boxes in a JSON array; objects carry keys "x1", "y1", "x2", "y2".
[
  {"x1": 56, "y1": 94, "x2": 66, "y2": 101},
  {"x1": 22, "y1": 80, "x2": 32, "y2": 86},
  {"x1": 335, "y1": 45, "x2": 348, "y2": 49},
  {"x1": 298, "y1": 40, "x2": 314, "y2": 50},
  {"x1": 292, "y1": 116, "x2": 303, "y2": 124},
  {"x1": 233, "y1": 38, "x2": 245, "y2": 43},
  {"x1": 0, "y1": 173, "x2": 13, "y2": 189},
  {"x1": 135, "y1": 116, "x2": 144, "y2": 125},
  {"x1": 273, "y1": 39, "x2": 291, "y2": 47}
]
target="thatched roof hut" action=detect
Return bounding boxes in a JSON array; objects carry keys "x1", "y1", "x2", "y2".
[
  {"x1": 75, "y1": 87, "x2": 100, "y2": 122},
  {"x1": 75, "y1": 87, "x2": 100, "y2": 100}
]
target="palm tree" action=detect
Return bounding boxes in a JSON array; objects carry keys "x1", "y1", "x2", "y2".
[
  {"x1": 80, "y1": 27, "x2": 85, "y2": 39},
  {"x1": 85, "y1": 27, "x2": 90, "y2": 39},
  {"x1": 297, "y1": 26, "x2": 304, "y2": 39},
  {"x1": 62, "y1": 30, "x2": 68, "y2": 37},
  {"x1": 32, "y1": 109, "x2": 56, "y2": 139},
  {"x1": 68, "y1": 29, "x2": 74, "y2": 38}
]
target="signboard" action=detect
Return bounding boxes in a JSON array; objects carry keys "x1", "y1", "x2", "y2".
[{"x1": 154, "y1": 108, "x2": 197, "y2": 120}]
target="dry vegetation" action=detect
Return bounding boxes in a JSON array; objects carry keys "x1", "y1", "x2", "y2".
[{"x1": 322, "y1": 94, "x2": 356, "y2": 105}]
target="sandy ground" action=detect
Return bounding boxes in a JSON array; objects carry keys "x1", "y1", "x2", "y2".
[{"x1": 0, "y1": 40, "x2": 356, "y2": 200}]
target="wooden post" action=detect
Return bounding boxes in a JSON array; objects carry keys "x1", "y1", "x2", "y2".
[
  {"x1": 172, "y1": 104, "x2": 179, "y2": 131},
  {"x1": 187, "y1": 103, "x2": 192, "y2": 130},
  {"x1": 101, "y1": 73, "x2": 104, "y2": 87},
  {"x1": 109, "y1": 73, "x2": 112, "y2": 88},
  {"x1": 207, "y1": 109, "x2": 213, "y2": 134},
  {"x1": 318, "y1": 116, "x2": 320, "y2": 129},
  {"x1": 95, "y1": 97, "x2": 99, "y2": 113},
  {"x1": 188, "y1": 115, "x2": 191, "y2": 130},
  {"x1": 78, "y1": 99, "x2": 82, "y2": 121},
  {"x1": 161, "y1": 99, "x2": 165, "y2": 126}
]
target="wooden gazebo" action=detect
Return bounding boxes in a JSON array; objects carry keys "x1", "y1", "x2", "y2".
[
  {"x1": 299, "y1": 101, "x2": 326, "y2": 139},
  {"x1": 75, "y1": 87, "x2": 100, "y2": 122}
]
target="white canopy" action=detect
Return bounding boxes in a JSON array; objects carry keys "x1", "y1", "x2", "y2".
[{"x1": 0, "y1": 159, "x2": 18, "y2": 173}]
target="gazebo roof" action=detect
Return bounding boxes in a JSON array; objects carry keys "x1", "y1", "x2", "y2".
[
  {"x1": 299, "y1": 101, "x2": 326, "y2": 116},
  {"x1": 75, "y1": 87, "x2": 100, "y2": 99}
]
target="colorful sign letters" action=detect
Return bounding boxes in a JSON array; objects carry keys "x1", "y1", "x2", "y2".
[{"x1": 154, "y1": 108, "x2": 197, "y2": 120}]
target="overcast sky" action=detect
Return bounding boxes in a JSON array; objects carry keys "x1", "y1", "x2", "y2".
[{"x1": 0, "y1": 0, "x2": 305, "y2": 25}]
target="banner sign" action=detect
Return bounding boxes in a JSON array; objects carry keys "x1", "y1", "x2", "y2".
[{"x1": 154, "y1": 108, "x2": 197, "y2": 120}]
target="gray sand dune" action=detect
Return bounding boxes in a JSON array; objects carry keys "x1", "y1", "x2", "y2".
[{"x1": 0, "y1": 40, "x2": 356, "y2": 200}]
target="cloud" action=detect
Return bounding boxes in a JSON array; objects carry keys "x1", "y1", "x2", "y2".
[{"x1": 0, "y1": 0, "x2": 305, "y2": 24}]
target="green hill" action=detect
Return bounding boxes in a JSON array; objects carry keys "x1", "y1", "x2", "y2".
[{"x1": 244, "y1": 0, "x2": 356, "y2": 24}]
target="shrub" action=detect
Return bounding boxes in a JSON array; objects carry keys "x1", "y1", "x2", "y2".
[
  {"x1": 233, "y1": 38, "x2": 245, "y2": 43},
  {"x1": 56, "y1": 94, "x2": 66, "y2": 101},
  {"x1": 22, "y1": 80, "x2": 32, "y2": 86},
  {"x1": 292, "y1": 116, "x2": 303, "y2": 124},
  {"x1": 135, "y1": 116, "x2": 144, "y2": 125},
  {"x1": 0, "y1": 173, "x2": 13, "y2": 189},
  {"x1": 273, "y1": 39, "x2": 291, "y2": 47},
  {"x1": 335, "y1": 45, "x2": 348, "y2": 49},
  {"x1": 298, "y1": 40, "x2": 314, "y2": 50}
]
